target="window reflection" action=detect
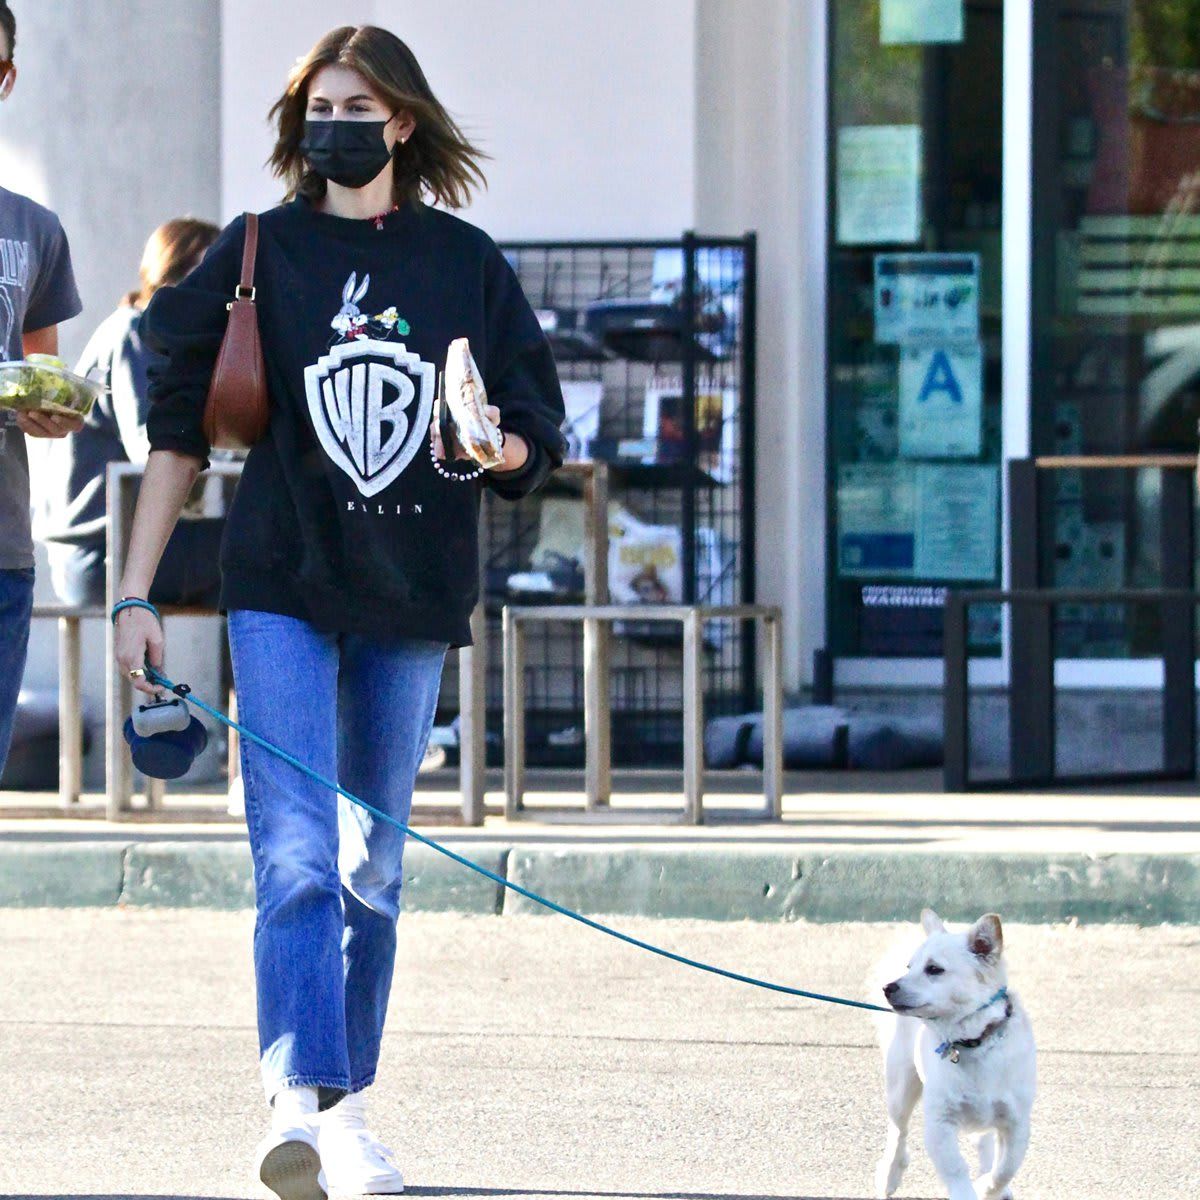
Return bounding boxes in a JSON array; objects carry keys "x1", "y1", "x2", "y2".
[{"x1": 1036, "y1": 0, "x2": 1200, "y2": 656}]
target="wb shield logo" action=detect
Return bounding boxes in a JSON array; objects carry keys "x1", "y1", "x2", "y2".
[{"x1": 303, "y1": 340, "x2": 434, "y2": 498}]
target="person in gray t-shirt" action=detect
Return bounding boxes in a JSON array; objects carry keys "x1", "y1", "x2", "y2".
[{"x1": 0, "y1": 0, "x2": 85, "y2": 773}]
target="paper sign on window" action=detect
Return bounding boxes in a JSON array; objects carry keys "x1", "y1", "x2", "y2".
[
  {"x1": 898, "y1": 343, "x2": 983, "y2": 458},
  {"x1": 837, "y1": 126, "x2": 923, "y2": 246},
  {"x1": 881, "y1": 0, "x2": 964, "y2": 45}
]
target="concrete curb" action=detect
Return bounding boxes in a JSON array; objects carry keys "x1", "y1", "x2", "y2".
[
  {"x1": 119, "y1": 842, "x2": 509, "y2": 913},
  {"x1": 507, "y1": 847, "x2": 1200, "y2": 924},
  {"x1": 1, "y1": 841, "x2": 1198, "y2": 923},
  {"x1": 0, "y1": 842, "x2": 129, "y2": 907}
]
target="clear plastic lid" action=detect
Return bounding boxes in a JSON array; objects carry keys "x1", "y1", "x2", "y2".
[{"x1": 0, "y1": 356, "x2": 106, "y2": 419}]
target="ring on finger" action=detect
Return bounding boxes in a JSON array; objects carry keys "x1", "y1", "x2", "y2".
[{"x1": 128, "y1": 667, "x2": 146, "y2": 680}]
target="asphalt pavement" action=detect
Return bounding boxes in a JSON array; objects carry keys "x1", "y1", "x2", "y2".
[{"x1": 0, "y1": 910, "x2": 1196, "y2": 1200}]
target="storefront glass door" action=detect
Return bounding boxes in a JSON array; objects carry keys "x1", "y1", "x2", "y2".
[
  {"x1": 826, "y1": 0, "x2": 1006, "y2": 659},
  {"x1": 1032, "y1": 0, "x2": 1200, "y2": 658}
]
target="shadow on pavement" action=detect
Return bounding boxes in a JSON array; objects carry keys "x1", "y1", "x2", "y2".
[
  {"x1": 407, "y1": 1188, "x2": 901, "y2": 1200},
  {"x1": 0, "y1": 1189, "x2": 940, "y2": 1200},
  {"x1": 0, "y1": 1194, "x2": 896, "y2": 1200}
]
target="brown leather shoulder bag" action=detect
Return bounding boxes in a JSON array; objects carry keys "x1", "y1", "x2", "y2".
[{"x1": 203, "y1": 212, "x2": 269, "y2": 450}]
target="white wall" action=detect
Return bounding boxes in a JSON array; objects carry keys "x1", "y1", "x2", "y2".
[
  {"x1": 695, "y1": 0, "x2": 828, "y2": 689},
  {"x1": 1, "y1": 0, "x2": 222, "y2": 366},
  {"x1": 220, "y1": 0, "x2": 697, "y2": 237}
]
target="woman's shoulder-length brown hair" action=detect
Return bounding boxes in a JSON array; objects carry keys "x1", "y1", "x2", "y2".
[
  {"x1": 125, "y1": 217, "x2": 220, "y2": 308},
  {"x1": 268, "y1": 24, "x2": 488, "y2": 211}
]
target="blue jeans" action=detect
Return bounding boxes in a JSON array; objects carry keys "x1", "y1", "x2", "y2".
[
  {"x1": 0, "y1": 568, "x2": 35, "y2": 776},
  {"x1": 227, "y1": 609, "x2": 447, "y2": 1110}
]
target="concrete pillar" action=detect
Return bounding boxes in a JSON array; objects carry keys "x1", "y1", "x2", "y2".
[{"x1": 694, "y1": 0, "x2": 827, "y2": 692}]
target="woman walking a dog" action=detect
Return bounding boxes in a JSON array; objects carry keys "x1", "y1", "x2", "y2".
[{"x1": 113, "y1": 24, "x2": 564, "y2": 1200}]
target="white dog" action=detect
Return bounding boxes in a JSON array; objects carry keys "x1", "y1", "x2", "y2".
[{"x1": 873, "y1": 910, "x2": 1036, "y2": 1200}]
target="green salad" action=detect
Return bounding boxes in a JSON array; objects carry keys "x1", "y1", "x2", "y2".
[{"x1": 0, "y1": 354, "x2": 103, "y2": 418}]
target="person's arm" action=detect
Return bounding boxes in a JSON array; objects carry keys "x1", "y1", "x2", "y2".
[
  {"x1": 478, "y1": 245, "x2": 567, "y2": 500},
  {"x1": 18, "y1": 214, "x2": 84, "y2": 438},
  {"x1": 14, "y1": 325, "x2": 82, "y2": 438},
  {"x1": 112, "y1": 217, "x2": 245, "y2": 695},
  {"x1": 112, "y1": 449, "x2": 205, "y2": 696}
]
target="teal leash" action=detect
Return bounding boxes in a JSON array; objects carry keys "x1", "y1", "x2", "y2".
[{"x1": 145, "y1": 665, "x2": 890, "y2": 1016}]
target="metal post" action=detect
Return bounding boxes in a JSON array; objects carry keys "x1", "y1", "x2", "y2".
[
  {"x1": 682, "y1": 609, "x2": 704, "y2": 823},
  {"x1": 740, "y1": 233, "x2": 759, "y2": 714},
  {"x1": 681, "y1": 232, "x2": 698, "y2": 603},
  {"x1": 583, "y1": 462, "x2": 611, "y2": 809},
  {"x1": 1160, "y1": 467, "x2": 1195, "y2": 777},
  {"x1": 459, "y1": 601, "x2": 487, "y2": 826},
  {"x1": 812, "y1": 647, "x2": 833, "y2": 705},
  {"x1": 503, "y1": 609, "x2": 526, "y2": 818},
  {"x1": 146, "y1": 773, "x2": 165, "y2": 809},
  {"x1": 943, "y1": 593, "x2": 970, "y2": 791},
  {"x1": 58, "y1": 616, "x2": 82, "y2": 809},
  {"x1": 1008, "y1": 460, "x2": 1054, "y2": 784},
  {"x1": 227, "y1": 687, "x2": 240, "y2": 789},
  {"x1": 762, "y1": 613, "x2": 783, "y2": 819}
]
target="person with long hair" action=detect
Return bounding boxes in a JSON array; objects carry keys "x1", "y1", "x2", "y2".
[
  {"x1": 42, "y1": 218, "x2": 223, "y2": 607},
  {"x1": 113, "y1": 25, "x2": 564, "y2": 1200}
]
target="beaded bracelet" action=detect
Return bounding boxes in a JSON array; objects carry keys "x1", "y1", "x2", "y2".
[
  {"x1": 430, "y1": 438, "x2": 485, "y2": 481},
  {"x1": 111, "y1": 597, "x2": 162, "y2": 625},
  {"x1": 429, "y1": 427, "x2": 505, "y2": 483}
]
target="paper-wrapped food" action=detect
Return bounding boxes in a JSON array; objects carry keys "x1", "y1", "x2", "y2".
[
  {"x1": 0, "y1": 354, "x2": 103, "y2": 419},
  {"x1": 443, "y1": 337, "x2": 504, "y2": 469}
]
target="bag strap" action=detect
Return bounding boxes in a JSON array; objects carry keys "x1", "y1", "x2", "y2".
[{"x1": 234, "y1": 212, "x2": 259, "y2": 301}]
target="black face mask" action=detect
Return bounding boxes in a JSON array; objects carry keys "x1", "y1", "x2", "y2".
[{"x1": 300, "y1": 119, "x2": 393, "y2": 189}]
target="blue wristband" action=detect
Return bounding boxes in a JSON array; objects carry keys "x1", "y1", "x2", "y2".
[{"x1": 111, "y1": 598, "x2": 161, "y2": 625}]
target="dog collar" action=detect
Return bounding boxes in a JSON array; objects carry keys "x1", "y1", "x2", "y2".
[{"x1": 935, "y1": 989, "x2": 1011, "y2": 1064}]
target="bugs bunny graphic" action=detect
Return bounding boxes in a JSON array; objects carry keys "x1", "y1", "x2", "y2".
[{"x1": 331, "y1": 271, "x2": 371, "y2": 341}]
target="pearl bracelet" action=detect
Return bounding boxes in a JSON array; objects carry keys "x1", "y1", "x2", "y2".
[
  {"x1": 430, "y1": 438, "x2": 485, "y2": 481},
  {"x1": 429, "y1": 426, "x2": 505, "y2": 482}
]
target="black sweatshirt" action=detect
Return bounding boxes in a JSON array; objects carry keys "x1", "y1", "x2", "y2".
[{"x1": 143, "y1": 198, "x2": 565, "y2": 647}]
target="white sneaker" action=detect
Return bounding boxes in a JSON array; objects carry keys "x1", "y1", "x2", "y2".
[
  {"x1": 255, "y1": 1121, "x2": 327, "y2": 1200},
  {"x1": 318, "y1": 1092, "x2": 405, "y2": 1194}
]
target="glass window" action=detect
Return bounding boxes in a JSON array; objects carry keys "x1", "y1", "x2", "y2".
[
  {"x1": 827, "y1": 0, "x2": 1005, "y2": 657},
  {"x1": 1033, "y1": 0, "x2": 1200, "y2": 657}
]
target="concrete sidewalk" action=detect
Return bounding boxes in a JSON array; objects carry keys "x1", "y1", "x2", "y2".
[
  {"x1": 6, "y1": 911, "x2": 1195, "y2": 1199},
  {"x1": 2, "y1": 775, "x2": 1198, "y2": 921}
]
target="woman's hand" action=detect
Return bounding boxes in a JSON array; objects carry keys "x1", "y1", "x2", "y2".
[
  {"x1": 430, "y1": 403, "x2": 528, "y2": 472},
  {"x1": 430, "y1": 400, "x2": 501, "y2": 462},
  {"x1": 114, "y1": 607, "x2": 166, "y2": 699}
]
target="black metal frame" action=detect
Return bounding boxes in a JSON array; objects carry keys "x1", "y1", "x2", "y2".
[
  {"x1": 944, "y1": 587, "x2": 1198, "y2": 791},
  {"x1": 823, "y1": 2, "x2": 1007, "y2": 663},
  {"x1": 437, "y1": 234, "x2": 758, "y2": 768},
  {"x1": 1001, "y1": 458, "x2": 1196, "y2": 784},
  {"x1": 946, "y1": 457, "x2": 1197, "y2": 790}
]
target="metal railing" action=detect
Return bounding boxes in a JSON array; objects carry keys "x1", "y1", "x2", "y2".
[
  {"x1": 944, "y1": 588, "x2": 1199, "y2": 790},
  {"x1": 503, "y1": 604, "x2": 783, "y2": 823}
]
